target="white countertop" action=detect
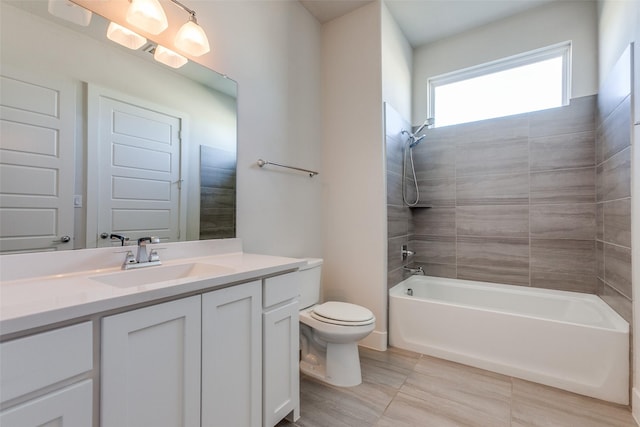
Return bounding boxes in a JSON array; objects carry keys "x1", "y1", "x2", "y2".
[{"x1": 0, "y1": 239, "x2": 306, "y2": 337}]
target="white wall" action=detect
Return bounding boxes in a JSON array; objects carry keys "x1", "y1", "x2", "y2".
[
  {"x1": 598, "y1": 0, "x2": 638, "y2": 84},
  {"x1": 599, "y1": 0, "x2": 640, "y2": 422},
  {"x1": 412, "y1": 0, "x2": 598, "y2": 125},
  {"x1": 321, "y1": 1, "x2": 388, "y2": 350},
  {"x1": 190, "y1": 1, "x2": 323, "y2": 258},
  {"x1": 381, "y1": 2, "x2": 413, "y2": 123}
]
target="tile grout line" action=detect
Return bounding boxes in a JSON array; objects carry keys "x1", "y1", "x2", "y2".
[
  {"x1": 373, "y1": 352, "x2": 423, "y2": 425},
  {"x1": 509, "y1": 376, "x2": 515, "y2": 426}
]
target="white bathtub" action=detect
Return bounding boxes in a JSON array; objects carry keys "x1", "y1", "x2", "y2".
[{"x1": 389, "y1": 275, "x2": 629, "y2": 404}]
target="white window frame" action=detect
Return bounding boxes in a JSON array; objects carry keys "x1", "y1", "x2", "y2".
[{"x1": 427, "y1": 41, "x2": 572, "y2": 127}]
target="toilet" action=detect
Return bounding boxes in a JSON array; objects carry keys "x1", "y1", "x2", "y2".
[{"x1": 297, "y1": 258, "x2": 375, "y2": 387}]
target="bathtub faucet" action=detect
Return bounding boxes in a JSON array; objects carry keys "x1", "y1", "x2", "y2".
[{"x1": 403, "y1": 266, "x2": 424, "y2": 276}]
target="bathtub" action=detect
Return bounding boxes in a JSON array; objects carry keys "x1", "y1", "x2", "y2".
[{"x1": 389, "y1": 275, "x2": 629, "y2": 405}]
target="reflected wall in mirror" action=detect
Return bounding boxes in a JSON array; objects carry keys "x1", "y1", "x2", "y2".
[{"x1": 0, "y1": 0, "x2": 237, "y2": 253}]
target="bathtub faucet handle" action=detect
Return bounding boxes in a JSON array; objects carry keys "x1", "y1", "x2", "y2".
[{"x1": 401, "y1": 244, "x2": 415, "y2": 260}]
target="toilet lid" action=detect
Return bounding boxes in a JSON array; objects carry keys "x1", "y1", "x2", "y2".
[{"x1": 311, "y1": 302, "x2": 374, "y2": 325}]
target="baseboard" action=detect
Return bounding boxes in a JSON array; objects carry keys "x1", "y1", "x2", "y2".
[
  {"x1": 633, "y1": 387, "x2": 640, "y2": 426},
  {"x1": 359, "y1": 330, "x2": 387, "y2": 351}
]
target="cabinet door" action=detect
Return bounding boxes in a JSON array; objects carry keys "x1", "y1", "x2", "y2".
[
  {"x1": 202, "y1": 281, "x2": 261, "y2": 427},
  {"x1": 101, "y1": 296, "x2": 201, "y2": 427},
  {"x1": 0, "y1": 380, "x2": 92, "y2": 427},
  {"x1": 263, "y1": 302, "x2": 299, "y2": 427}
]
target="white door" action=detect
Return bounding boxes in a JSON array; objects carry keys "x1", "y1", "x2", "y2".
[
  {"x1": 88, "y1": 87, "x2": 184, "y2": 247},
  {"x1": 0, "y1": 70, "x2": 75, "y2": 253}
]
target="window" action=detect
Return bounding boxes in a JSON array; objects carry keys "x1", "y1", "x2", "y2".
[{"x1": 428, "y1": 42, "x2": 571, "y2": 127}]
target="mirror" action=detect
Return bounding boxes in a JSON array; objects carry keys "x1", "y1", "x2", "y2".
[{"x1": 0, "y1": 0, "x2": 237, "y2": 253}]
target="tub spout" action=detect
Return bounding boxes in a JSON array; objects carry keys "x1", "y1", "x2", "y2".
[{"x1": 403, "y1": 266, "x2": 424, "y2": 275}]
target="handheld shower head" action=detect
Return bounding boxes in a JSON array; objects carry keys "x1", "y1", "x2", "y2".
[
  {"x1": 409, "y1": 134, "x2": 426, "y2": 148},
  {"x1": 402, "y1": 118, "x2": 433, "y2": 149}
]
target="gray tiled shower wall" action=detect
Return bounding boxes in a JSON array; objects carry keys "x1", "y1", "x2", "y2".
[
  {"x1": 596, "y1": 46, "x2": 633, "y2": 323},
  {"x1": 385, "y1": 48, "x2": 633, "y2": 324}
]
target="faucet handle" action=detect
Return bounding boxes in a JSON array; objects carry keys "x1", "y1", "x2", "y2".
[
  {"x1": 123, "y1": 250, "x2": 136, "y2": 266},
  {"x1": 137, "y1": 236, "x2": 160, "y2": 246},
  {"x1": 148, "y1": 249, "x2": 161, "y2": 263}
]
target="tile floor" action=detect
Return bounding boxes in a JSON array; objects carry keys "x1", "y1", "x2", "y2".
[{"x1": 278, "y1": 346, "x2": 636, "y2": 427}]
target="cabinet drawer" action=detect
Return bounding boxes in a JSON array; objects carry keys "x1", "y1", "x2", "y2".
[
  {"x1": 1, "y1": 322, "x2": 93, "y2": 403},
  {"x1": 0, "y1": 379, "x2": 92, "y2": 427},
  {"x1": 263, "y1": 273, "x2": 299, "y2": 309}
]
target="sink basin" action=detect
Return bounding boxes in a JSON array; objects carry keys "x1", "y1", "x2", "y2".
[{"x1": 91, "y1": 263, "x2": 233, "y2": 288}]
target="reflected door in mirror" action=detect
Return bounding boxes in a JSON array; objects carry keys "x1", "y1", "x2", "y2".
[
  {"x1": 90, "y1": 87, "x2": 185, "y2": 247},
  {"x1": 0, "y1": 70, "x2": 75, "y2": 253}
]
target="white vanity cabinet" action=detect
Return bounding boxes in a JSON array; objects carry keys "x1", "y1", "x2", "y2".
[
  {"x1": 262, "y1": 273, "x2": 300, "y2": 427},
  {"x1": 0, "y1": 322, "x2": 93, "y2": 427},
  {"x1": 202, "y1": 280, "x2": 262, "y2": 427},
  {"x1": 101, "y1": 296, "x2": 202, "y2": 427},
  {"x1": 100, "y1": 280, "x2": 263, "y2": 427},
  {"x1": 0, "y1": 242, "x2": 305, "y2": 427}
]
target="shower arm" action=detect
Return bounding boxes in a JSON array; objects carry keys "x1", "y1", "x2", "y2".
[{"x1": 414, "y1": 118, "x2": 434, "y2": 134}]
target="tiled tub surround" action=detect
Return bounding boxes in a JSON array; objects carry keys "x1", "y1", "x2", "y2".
[
  {"x1": 405, "y1": 95, "x2": 600, "y2": 295},
  {"x1": 390, "y1": 49, "x2": 635, "y2": 325},
  {"x1": 385, "y1": 103, "x2": 413, "y2": 288},
  {"x1": 396, "y1": 87, "x2": 634, "y2": 327},
  {"x1": 596, "y1": 46, "x2": 633, "y2": 324}
]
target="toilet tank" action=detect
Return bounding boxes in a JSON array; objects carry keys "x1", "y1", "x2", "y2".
[{"x1": 298, "y1": 258, "x2": 323, "y2": 309}]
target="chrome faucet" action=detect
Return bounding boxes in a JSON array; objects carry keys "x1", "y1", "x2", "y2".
[
  {"x1": 403, "y1": 265, "x2": 424, "y2": 276},
  {"x1": 122, "y1": 236, "x2": 161, "y2": 270}
]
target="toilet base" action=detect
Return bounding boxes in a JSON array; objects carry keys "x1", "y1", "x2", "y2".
[{"x1": 300, "y1": 341, "x2": 362, "y2": 387}]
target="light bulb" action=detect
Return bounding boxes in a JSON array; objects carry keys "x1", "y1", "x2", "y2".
[
  {"x1": 107, "y1": 22, "x2": 147, "y2": 50},
  {"x1": 154, "y1": 45, "x2": 188, "y2": 69},
  {"x1": 174, "y1": 18, "x2": 210, "y2": 56},
  {"x1": 126, "y1": 0, "x2": 168, "y2": 35}
]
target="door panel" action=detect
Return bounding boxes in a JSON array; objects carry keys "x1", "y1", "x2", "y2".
[
  {"x1": 0, "y1": 71, "x2": 75, "y2": 253},
  {"x1": 91, "y1": 91, "x2": 183, "y2": 246}
]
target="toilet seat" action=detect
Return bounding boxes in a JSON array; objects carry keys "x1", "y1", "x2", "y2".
[{"x1": 310, "y1": 302, "x2": 375, "y2": 326}]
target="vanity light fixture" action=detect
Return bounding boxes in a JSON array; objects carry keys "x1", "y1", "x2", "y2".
[
  {"x1": 106, "y1": 0, "x2": 210, "y2": 65},
  {"x1": 47, "y1": 0, "x2": 92, "y2": 26},
  {"x1": 153, "y1": 45, "x2": 188, "y2": 68},
  {"x1": 171, "y1": 1, "x2": 210, "y2": 56},
  {"x1": 106, "y1": 22, "x2": 147, "y2": 50},
  {"x1": 126, "y1": 0, "x2": 168, "y2": 35}
]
